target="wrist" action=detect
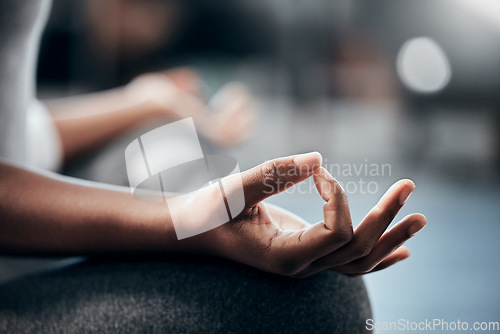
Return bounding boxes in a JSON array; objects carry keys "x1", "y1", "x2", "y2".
[{"x1": 159, "y1": 185, "x2": 237, "y2": 257}]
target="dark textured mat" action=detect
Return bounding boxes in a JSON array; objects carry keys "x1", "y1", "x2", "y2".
[{"x1": 0, "y1": 256, "x2": 371, "y2": 333}]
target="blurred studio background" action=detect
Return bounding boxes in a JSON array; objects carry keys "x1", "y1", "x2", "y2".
[{"x1": 5, "y1": 0, "x2": 500, "y2": 332}]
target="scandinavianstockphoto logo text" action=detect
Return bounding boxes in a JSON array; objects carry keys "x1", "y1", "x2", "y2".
[{"x1": 263, "y1": 158, "x2": 392, "y2": 195}]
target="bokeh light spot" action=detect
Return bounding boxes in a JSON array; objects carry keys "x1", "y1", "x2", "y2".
[{"x1": 397, "y1": 37, "x2": 451, "y2": 93}]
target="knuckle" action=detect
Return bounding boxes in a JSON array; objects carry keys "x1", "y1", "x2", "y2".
[
  {"x1": 332, "y1": 182, "x2": 347, "y2": 198},
  {"x1": 260, "y1": 160, "x2": 274, "y2": 174},
  {"x1": 337, "y1": 191, "x2": 348, "y2": 203},
  {"x1": 331, "y1": 227, "x2": 353, "y2": 246},
  {"x1": 260, "y1": 161, "x2": 286, "y2": 188},
  {"x1": 341, "y1": 193, "x2": 350, "y2": 206},
  {"x1": 351, "y1": 242, "x2": 372, "y2": 259},
  {"x1": 260, "y1": 161, "x2": 276, "y2": 182},
  {"x1": 322, "y1": 218, "x2": 353, "y2": 246},
  {"x1": 321, "y1": 179, "x2": 346, "y2": 198}
]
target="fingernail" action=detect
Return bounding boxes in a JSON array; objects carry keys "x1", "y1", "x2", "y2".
[
  {"x1": 408, "y1": 219, "x2": 426, "y2": 236},
  {"x1": 399, "y1": 183, "x2": 414, "y2": 205},
  {"x1": 294, "y1": 152, "x2": 322, "y2": 174}
]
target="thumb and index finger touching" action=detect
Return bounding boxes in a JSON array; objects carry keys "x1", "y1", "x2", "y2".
[{"x1": 239, "y1": 152, "x2": 357, "y2": 270}]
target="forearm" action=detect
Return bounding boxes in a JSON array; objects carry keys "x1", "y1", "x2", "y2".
[
  {"x1": 46, "y1": 88, "x2": 164, "y2": 161},
  {"x1": 0, "y1": 160, "x2": 193, "y2": 256}
]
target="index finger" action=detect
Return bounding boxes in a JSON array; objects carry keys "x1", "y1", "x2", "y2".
[
  {"x1": 302, "y1": 179, "x2": 415, "y2": 272},
  {"x1": 269, "y1": 168, "x2": 354, "y2": 271}
]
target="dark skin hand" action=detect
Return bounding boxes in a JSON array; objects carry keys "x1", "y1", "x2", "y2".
[{"x1": 197, "y1": 152, "x2": 426, "y2": 278}]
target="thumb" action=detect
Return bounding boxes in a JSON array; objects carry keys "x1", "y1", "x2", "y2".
[{"x1": 241, "y1": 152, "x2": 322, "y2": 208}]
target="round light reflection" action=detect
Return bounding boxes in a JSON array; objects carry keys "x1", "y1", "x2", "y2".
[{"x1": 396, "y1": 37, "x2": 451, "y2": 93}]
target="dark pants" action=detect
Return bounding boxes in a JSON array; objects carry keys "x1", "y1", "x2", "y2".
[{"x1": 0, "y1": 256, "x2": 371, "y2": 333}]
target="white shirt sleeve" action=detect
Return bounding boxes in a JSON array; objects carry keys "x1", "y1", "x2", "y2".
[{"x1": 26, "y1": 99, "x2": 63, "y2": 171}]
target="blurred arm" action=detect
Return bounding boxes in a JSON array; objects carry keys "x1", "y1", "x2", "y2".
[
  {"x1": 46, "y1": 69, "x2": 206, "y2": 163},
  {"x1": 47, "y1": 72, "x2": 254, "y2": 163},
  {"x1": 46, "y1": 87, "x2": 167, "y2": 162}
]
